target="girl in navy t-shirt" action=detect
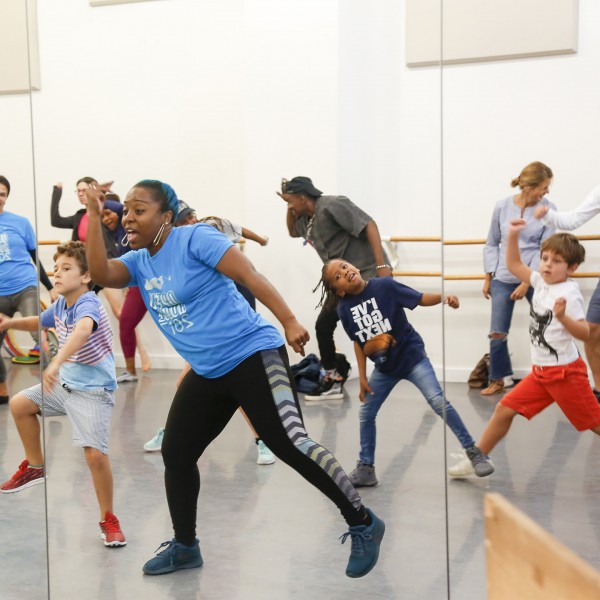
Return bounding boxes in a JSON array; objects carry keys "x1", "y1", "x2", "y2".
[{"x1": 317, "y1": 258, "x2": 494, "y2": 486}]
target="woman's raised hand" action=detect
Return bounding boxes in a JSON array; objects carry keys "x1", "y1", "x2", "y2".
[{"x1": 85, "y1": 181, "x2": 113, "y2": 215}]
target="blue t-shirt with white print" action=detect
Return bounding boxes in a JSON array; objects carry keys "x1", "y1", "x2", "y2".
[
  {"x1": 0, "y1": 212, "x2": 38, "y2": 295},
  {"x1": 118, "y1": 223, "x2": 284, "y2": 378},
  {"x1": 337, "y1": 277, "x2": 427, "y2": 378}
]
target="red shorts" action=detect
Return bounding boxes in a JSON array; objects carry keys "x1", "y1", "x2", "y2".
[{"x1": 500, "y1": 357, "x2": 600, "y2": 431}]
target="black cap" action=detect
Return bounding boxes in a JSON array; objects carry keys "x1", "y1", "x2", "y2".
[
  {"x1": 175, "y1": 200, "x2": 195, "y2": 225},
  {"x1": 283, "y1": 176, "x2": 322, "y2": 198}
]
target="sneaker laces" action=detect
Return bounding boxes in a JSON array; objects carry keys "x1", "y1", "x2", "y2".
[
  {"x1": 102, "y1": 514, "x2": 122, "y2": 534},
  {"x1": 153, "y1": 540, "x2": 176, "y2": 555},
  {"x1": 339, "y1": 527, "x2": 372, "y2": 557},
  {"x1": 13, "y1": 460, "x2": 30, "y2": 479},
  {"x1": 467, "y1": 448, "x2": 488, "y2": 466}
]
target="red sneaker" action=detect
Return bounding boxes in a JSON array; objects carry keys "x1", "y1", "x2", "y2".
[
  {"x1": 0, "y1": 460, "x2": 45, "y2": 493},
  {"x1": 100, "y1": 511, "x2": 127, "y2": 547}
]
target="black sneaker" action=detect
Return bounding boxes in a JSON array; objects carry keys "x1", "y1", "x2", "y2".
[{"x1": 304, "y1": 370, "x2": 344, "y2": 401}]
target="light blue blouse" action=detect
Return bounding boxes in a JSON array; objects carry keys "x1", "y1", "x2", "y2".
[{"x1": 483, "y1": 195, "x2": 557, "y2": 284}]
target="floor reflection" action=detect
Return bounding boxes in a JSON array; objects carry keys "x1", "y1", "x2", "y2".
[
  {"x1": 447, "y1": 382, "x2": 600, "y2": 599},
  {"x1": 3, "y1": 366, "x2": 600, "y2": 598}
]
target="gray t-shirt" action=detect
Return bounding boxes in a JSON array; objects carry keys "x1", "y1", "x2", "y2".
[
  {"x1": 200, "y1": 217, "x2": 242, "y2": 243},
  {"x1": 294, "y1": 195, "x2": 386, "y2": 278}
]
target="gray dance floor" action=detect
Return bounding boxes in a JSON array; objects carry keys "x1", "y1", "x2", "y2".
[{"x1": 1, "y1": 360, "x2": 600, "y2": 599}]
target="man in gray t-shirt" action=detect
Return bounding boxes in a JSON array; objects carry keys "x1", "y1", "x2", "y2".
[{"x1": 278, "y1": 176, "x2": 392, "y2": 400}]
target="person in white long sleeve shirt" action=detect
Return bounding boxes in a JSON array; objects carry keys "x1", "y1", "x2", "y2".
[{"x1": 535, "y1": 184, "x2": 600, "y2": 397}]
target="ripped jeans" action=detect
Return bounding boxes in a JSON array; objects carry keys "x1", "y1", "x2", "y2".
[{"x1": 488, "y1": 279, "x2": 533, "y2": 381}]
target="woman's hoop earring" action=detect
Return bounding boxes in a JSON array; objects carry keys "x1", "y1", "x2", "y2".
[
  {"x1": 153, "y1": 222, "x2": 168, "y2": 247},
  {"x1": 121, "y1": 233, "x2": 129, "y2": 247}
]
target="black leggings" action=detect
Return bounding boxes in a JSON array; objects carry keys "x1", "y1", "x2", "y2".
[{"x1": 162, "y1": 346, "x2": 365, "y2": 544}]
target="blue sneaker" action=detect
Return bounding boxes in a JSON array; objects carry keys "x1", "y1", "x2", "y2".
[
  {"x1": 341, "y1": 507, "x2": 385, "y2": 578},
  {"x1": 142, "y1": 538, "x2": 203, "y2": 575}
]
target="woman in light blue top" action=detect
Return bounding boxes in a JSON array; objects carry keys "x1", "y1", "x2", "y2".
[
  {"x1": 0, "y1": 175, "x2": 57, "y2": 403},
  {"x1": 84, "y1": 179, "x2": 385, "y2": 579},
  {"x1": 481, "y1": 162, "x2": 556, "y2": 395}
]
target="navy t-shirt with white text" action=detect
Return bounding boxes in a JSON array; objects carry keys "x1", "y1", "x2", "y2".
[{"x1": 337, "y1": 277, "x2": 427, "y2": 378}]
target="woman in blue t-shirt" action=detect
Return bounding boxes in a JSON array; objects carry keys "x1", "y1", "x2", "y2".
[
  {"x1": 317, "y1": 258, "x2": 494, "y2": 486},
  {"x1": 84, "y1": 179, "x2": 385, "y2": 579},
  {"x1": 0, "y1": 175, "x2": 56, "y2": 403}
]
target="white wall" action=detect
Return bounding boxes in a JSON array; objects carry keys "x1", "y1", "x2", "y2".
[
  {"x1": 3, "y1": 0, "x2": 600, "y2": 381},
  {"x1": 441, "y1": 0, "x2": 600, "y2": 380}
]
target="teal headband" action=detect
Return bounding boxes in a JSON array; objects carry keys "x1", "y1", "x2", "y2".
[{"x1": 136, "y1": 179, "x2": 179, "y2": 219}]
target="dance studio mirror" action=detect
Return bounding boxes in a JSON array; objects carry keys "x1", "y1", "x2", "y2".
[
  {"x1": 27, "y1": 1, "x2": 447, "y2": 598},
  {"x1": 0, "y1": 1, "x2": 49, "y2": 598},
  {"x1": 442, "y1": 1, "x2": 600, "y2": 598}
]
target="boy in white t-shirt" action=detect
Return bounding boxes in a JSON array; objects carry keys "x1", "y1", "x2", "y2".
[{"x1": 449, "y1": 219, "x2": 600, "y2": 477}]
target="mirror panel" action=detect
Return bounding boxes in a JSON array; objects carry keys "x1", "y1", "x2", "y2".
[
  {"x1": 443, "y1": 1, "x2": 600, "y2": 598},
  {"x1": 32, "y1": 0, "x2": 445, "y2": 597},
  {"x1": 0, "y1": 1, "x2": 48, "y2": 598}
]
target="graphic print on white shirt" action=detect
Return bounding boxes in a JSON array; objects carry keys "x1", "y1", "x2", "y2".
[
  {"x1": 528, "y1": 271, "x2": 584, "y2": 366},
  {"x1": 529, "y1": 305, "x2": 558, "y2": 362}
]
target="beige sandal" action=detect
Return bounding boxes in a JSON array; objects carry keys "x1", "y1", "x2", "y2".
[{"x1": 481, "y1": 380, "x2": 504, "y2": 396}]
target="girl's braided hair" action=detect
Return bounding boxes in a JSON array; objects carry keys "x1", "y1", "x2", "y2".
[{"x1": 313, "y1": 259, "x2": 341, "y2": 311}]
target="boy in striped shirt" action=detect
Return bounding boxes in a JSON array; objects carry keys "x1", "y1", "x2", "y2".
[{"x1": 0, "y1": 241, "x2": 125, "y2": 547}]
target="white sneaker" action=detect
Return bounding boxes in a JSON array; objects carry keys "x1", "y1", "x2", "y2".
[
  {"x1": 304, "y1": 382, "x2": 344, "y2": 401},
  {"x1": 144, "y1": 428, "x2": 165, "y2": 452},
  {"x1": 116, "y1": 371, "x2": 138, "y2": 383},
  {"x1": 503, "y1": 376, "x2": 515, "y2": 388},
  {"x1": 448, "y1": 451, "x2": 495, "y2": 478},
  {"x1": 256, "y1": 440, "x2": 275, "y2": 465}
]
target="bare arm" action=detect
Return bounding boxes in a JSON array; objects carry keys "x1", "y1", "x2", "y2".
[
  {"x1": 505, "y1": 220, "x2": 532, "y2": 284},
  {"x1": 0, "y1": 314, "x2": 39, "y2": 332},
  {"x1": 240, "y1": 226, "x2": 268, "y2": 246},
  {"x1": 85, "y1": 186, "x2": 131, "y2": 288},
  {"x1": 554, "y1": 298, "x2": 590, "y2": 341},
  {"x1": 364, "y1": 221, "x2": 392, "y2": 277},
  {"x1": 419, "y1": 293, "x2": 460, "y2": 308},
  {"x1": 43, "y1": 316, "x2": 94, "y2": 390},
  {"x1": 353, "y1": 341, "x2": 372, "y2": 403},
  {"x1": 215, "y1": 245, "x2": 309, "y2": 354},
  {"x1": 276, "y1": 191, "x2": 302, "y2": 238}
]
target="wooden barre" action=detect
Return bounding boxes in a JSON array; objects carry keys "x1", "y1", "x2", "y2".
[
  {"x1": 393, "y1": 272, "x2": 600, "y2": 280},
  {"x1": 40, "y1": 236, "x2": 600, "y2": 246},
  {"x1": 386, "y1": 235, "x2": 600, "y2": 244}
]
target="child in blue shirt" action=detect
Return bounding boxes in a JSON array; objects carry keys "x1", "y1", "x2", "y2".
[
  {"x1": 317, "y1": 258, "x2": 493, "y2": 486},
  {"x1": 0, "y1": 241, "x2": 125, "y2": 547}
]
